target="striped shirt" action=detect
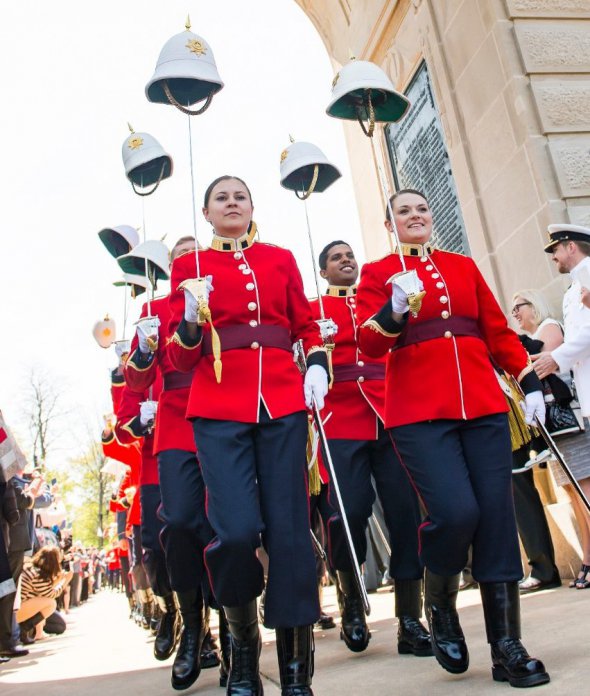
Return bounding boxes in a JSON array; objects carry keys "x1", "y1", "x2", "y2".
[{"x1": 20, "y1": 565, "x2": 62, "y2": 601}]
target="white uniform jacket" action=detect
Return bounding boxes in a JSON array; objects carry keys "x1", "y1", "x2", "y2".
[{"x1": 552, "y1": 256, "x2": 590, "y2": 416}]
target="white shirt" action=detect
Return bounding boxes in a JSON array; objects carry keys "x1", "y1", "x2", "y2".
[{"x1": 551, "y1": 256, "x2": 590, "y2": 415}]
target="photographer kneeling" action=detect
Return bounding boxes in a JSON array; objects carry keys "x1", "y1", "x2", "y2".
[{"x1": 17, "y1": 546, "x2": 72, "y2": 643}]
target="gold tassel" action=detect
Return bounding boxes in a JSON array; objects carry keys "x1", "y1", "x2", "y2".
[
  {"x1": 307, "y1": 421, "x2": 321, "y2": 496},
  {"x1": 198, "y1": 301, "x2": 222, "y2": 384},
  {"x1": 326, "y1": 343, "x2": 335, "y2": 390},
  {"x1": 500, "y1": 374, "x2": 534, "y2": 451}
]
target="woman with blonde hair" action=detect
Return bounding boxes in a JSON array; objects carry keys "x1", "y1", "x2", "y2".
[
  {"x1": 17, "y1": 546, "x2": 71, "y2": 643},
  {"x1": 513, "y1": 288, "x2": 590, "y2": 591}
]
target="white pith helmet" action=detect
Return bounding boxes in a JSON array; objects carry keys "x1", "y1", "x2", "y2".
[
  {"x1": 122, "y1": 128, "x2": 173, "y2": 189},
  {"x1": 93, "y1": 315, "x2": 117, "y2": 349},
  {"x1": 327, "y1": 59, "x2": 410, "y2": 123},
  {"x1": 117, "y1": 240, "x2": 170, "y2": 283},
  {"x1": 98, "y1": 225, "x2": 140, "y2": 258},
  {"x1": 113, "y1": 273, "x2": 149, "y2": 298},
  {"x1": 280, "y1": 140, "x2": 341, "y2": 194},
  {"x1": 145, "y1": 19, "x2": 224, "y2": 110}
]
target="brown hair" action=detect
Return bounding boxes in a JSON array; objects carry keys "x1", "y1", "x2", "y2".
[
  {"x1": 203, "y1": 175, "x2": 253, "y2": 208},
  {"x1": 385, "y1": 188, "x2": 428, "y2": 222},
  {"x1": 32, "y1": 546, "x2": 62, "y2": 582},
  {"x1": 171, "y1": 236, "x2": 195, "y2": 260}
]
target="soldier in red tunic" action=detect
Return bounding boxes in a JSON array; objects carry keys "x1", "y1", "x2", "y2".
[
  {"x1": 125, "y1": 237, "x2": 224, "y2": 691},
  {"x1": 168, "y1": 175, "x2": 329, "y2": 696},
  {"x1": 310, "y1": 240, "x2": 430, "y2": 658},
  {"x1": 356, "y1": 189, "x2": 549, "y2": 688}
]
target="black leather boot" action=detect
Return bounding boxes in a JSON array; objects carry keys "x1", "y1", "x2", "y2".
[
  {"x1": 224, "y1": 601, "x2": 263, "y2": 695},
  {"x1": 219, "y1": 609, "x2": 231, "y2": 687},
  {"x1": 172, "y1": 590, "x2": 206, "y2": 691},
  {"x1": 336, "y1": 570, "x2": 370, "y2": 653},
  {"x1": 154, "y1": 593, "x2": 181, "y2": 661},
  {"x1": 395, "y1": 578, "x2": 433, "y2": 657},
  {"x1": 424, "y1": 570, "x2": 469, "y2": 674},
  {"x1": 138, "y1": 589, "x2": 154, "y2": 631},
  {"x1": 276, "y1": 625, "x2": 314, "y2": 696},
  {"x1": 19, "y1": 612, "x2": 45, "y2": 645},
  {"x1": 480, "y1": 582, "x2": 550, "y2": 688}
]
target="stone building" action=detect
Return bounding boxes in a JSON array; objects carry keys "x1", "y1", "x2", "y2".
[{"x1": 296, "y1": 0, "x2": 590, "y2": 577}]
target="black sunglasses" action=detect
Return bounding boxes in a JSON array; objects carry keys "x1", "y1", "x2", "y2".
[{"x1": 511, "y1": 302, "x2": 531, "y2": 315}]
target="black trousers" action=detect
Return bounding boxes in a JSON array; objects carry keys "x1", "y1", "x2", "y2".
[
  {"x1": 326, "y1": 425, "x2": 423, "y2": 580},
  {"x1": 140, "y1": 484, "x2": 172, "y2": 597},
  {"x1": 512, "y1": 447, "x2": 558, "y2": 582},
  {"x1": 131, "y1": 525, "x2": 150, "y2": 592},
  {"x1": 158, "y1": 449, "x2": 212, "y2": 593},
  {"x1": 390, "y1": 414, "x2": 523, "y2": 582},
  {"x1": 193, "y1": 408, "x2": 319, "y2": 629}
]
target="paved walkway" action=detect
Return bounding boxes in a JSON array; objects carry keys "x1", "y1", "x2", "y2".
[{"x1": 1, "y1": 583, "x2": 588, "y2": 695}]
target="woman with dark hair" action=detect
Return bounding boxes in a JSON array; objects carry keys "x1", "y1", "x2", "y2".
[
  {"x1": 17, "y1": 545, "x2": 71, "y2": 643},
  {"x1": 168, "y1": 175, "x2": 329, "y2": 695},
  {"x1": 355, "y1": 189, "x2": 549, "y2": 688}
]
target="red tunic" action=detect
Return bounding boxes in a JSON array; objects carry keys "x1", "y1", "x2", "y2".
[
  {"x1": 125, "y1": 295, "x2": 196, "y2": 454},
  {"x1": 168, "y1": 238, "x2": 325, "y2": 423},
  {"x1": 356, "y1": 245, "x2": 532, "y2": 428},
  {"x1": 114, "y1": 383, "x2": 161, "y2": 487},
  {"x1": 309, "y1": 287, "x2": 385, "y2": 441}
]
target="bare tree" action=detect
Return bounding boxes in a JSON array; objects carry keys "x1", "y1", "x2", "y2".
[{"x1": 23, "y1": 367, "x2": 64, "y2": 466}]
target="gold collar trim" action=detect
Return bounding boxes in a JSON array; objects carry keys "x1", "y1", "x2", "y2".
[
  {"x1": 393, "y1": 241, "x2": 435, "y2": 257},
  {"x1": 326, "y1": 285, "x2": 357, "y2": 297},
  {"x1": 210, "y1": 222, "x2": 257, "y2": 252}
]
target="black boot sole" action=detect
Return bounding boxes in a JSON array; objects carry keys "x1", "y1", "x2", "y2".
[
  {"x1": 340, "y1": 628, "x2": 371, "y2": 653},
  {"x1": 171, "y1": 669, "x2": 201, "y2": 691},
  {"x1": 432, "y1": 645, "x2": 469, "y2": 674},
  {"x1": 492, "y1": 665, "x2": 551, "y2": 688},
  {"x1": 398, "y1": 640, "x2": 434, "y2": 657}
]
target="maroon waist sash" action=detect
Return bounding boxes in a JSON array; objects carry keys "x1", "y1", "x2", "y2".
[
  {"x1": 395, "y1": 316, "x2": 481, "y2": 349},
  {"x1": 333, "y1": 363, "x2": 385, "y2": 382},
  {"x1": 163, "y1": 370, "x2": 195, "y2": 391},
  {"x1": 201, "y1": 324, "x2": 293, "y2": 356}
]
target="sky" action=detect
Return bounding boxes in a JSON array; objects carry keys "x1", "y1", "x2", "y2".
[{"x1": 0, "y1": 1, "x2": 365, "y2": 466}]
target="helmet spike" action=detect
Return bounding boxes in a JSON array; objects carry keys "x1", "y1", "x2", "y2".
[
  {"x1": 185, "y1": 14, "x2": 191, "y2": 31},
  {"x1": 127, "y1": 122, "x2": 134, "y2": 134}
]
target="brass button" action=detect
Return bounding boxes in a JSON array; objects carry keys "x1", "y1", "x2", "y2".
[
  {"x1": 234, "y1": 252, "x2": 242, "y2": 260},
  {"x1": 238, "y1": 263, "x2": 246, "y2": 270},
  {"x1": 441, "y1": 310, "x2": 450, "y2": 319},
  {"x1": 436, "y1": 282, "x2": 444, "y2": 289},
  {"x1": 432, "y1": 273, "x2": 440, "y2": 279},
  {"x1": 426, "y1": 265, "x2": 433, "y2": 271},
  {"x1": 420, "y1": 256, "x2": 428, "y2": 262},
  {"x1": 246, "y1": 282, "x2": 255, "y2": 291},
  {"x1": 248, "y1": 302, "x2": 257, "y2": 311},
  {"x1": 249, "y1": 320, "x2": 258, "y2": 327},
  {"x1": 444, "y1": 331, "x2": 452, "y2": 339},
  {"x1": 357, "y1": 360, "x2": 364, "y2": 367},
  {"x1": 440, "y1": 295, "x2": 448, "y2": 304},
  {"x1": 250, "y1": 341, "x2": 260, "y2": 350},
  {"x1": 242, "y1": 269, "x2": 252, "y2": 275},
  {"x1": 358, "y1": 376, "x2": 365, "y2": 383}
]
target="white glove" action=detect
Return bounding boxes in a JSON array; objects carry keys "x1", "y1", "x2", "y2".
[
  {"x1": 391, "y1": 278, "x2": 424, "y2": 314},
  {"x1": 139, "y1": 400, "x2": 158, "y2": 427},
  {"x1": 524, "y1": 390, "x2": 545, "y2": 426},
  {"x1": 304, "y1": 365, "x2": 329, "y2": 410},
  {"x1": 184, "y1": 275, "x2": 214, "y2": 323},
  {"x1": 136, "y1": 317, "x2": 160, "y2": 354},
  {"x1": 114, "y1": 340, "x2": 130, "y2": 360}
]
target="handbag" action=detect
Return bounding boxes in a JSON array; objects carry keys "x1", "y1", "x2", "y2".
[
  {"x1": 0, "y1": 410, "x2": 27, "y2": 482},
  {"x1": 546, "y1": 400, "x2": 582, "y2": 437}
]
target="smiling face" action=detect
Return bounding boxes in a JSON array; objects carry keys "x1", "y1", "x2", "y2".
[
  {"x1": 386, "y1": 192, "x2": 433, "y2": 245},
  {"x1": 511, "y1": 296, "x2": 535, "y2": 332},
  {"x1": 320, "y1": 243, "x2": 358, "y2": 286},
  {"x1": 202, "y1": 178, "x2": 253, "y2": 239}
]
